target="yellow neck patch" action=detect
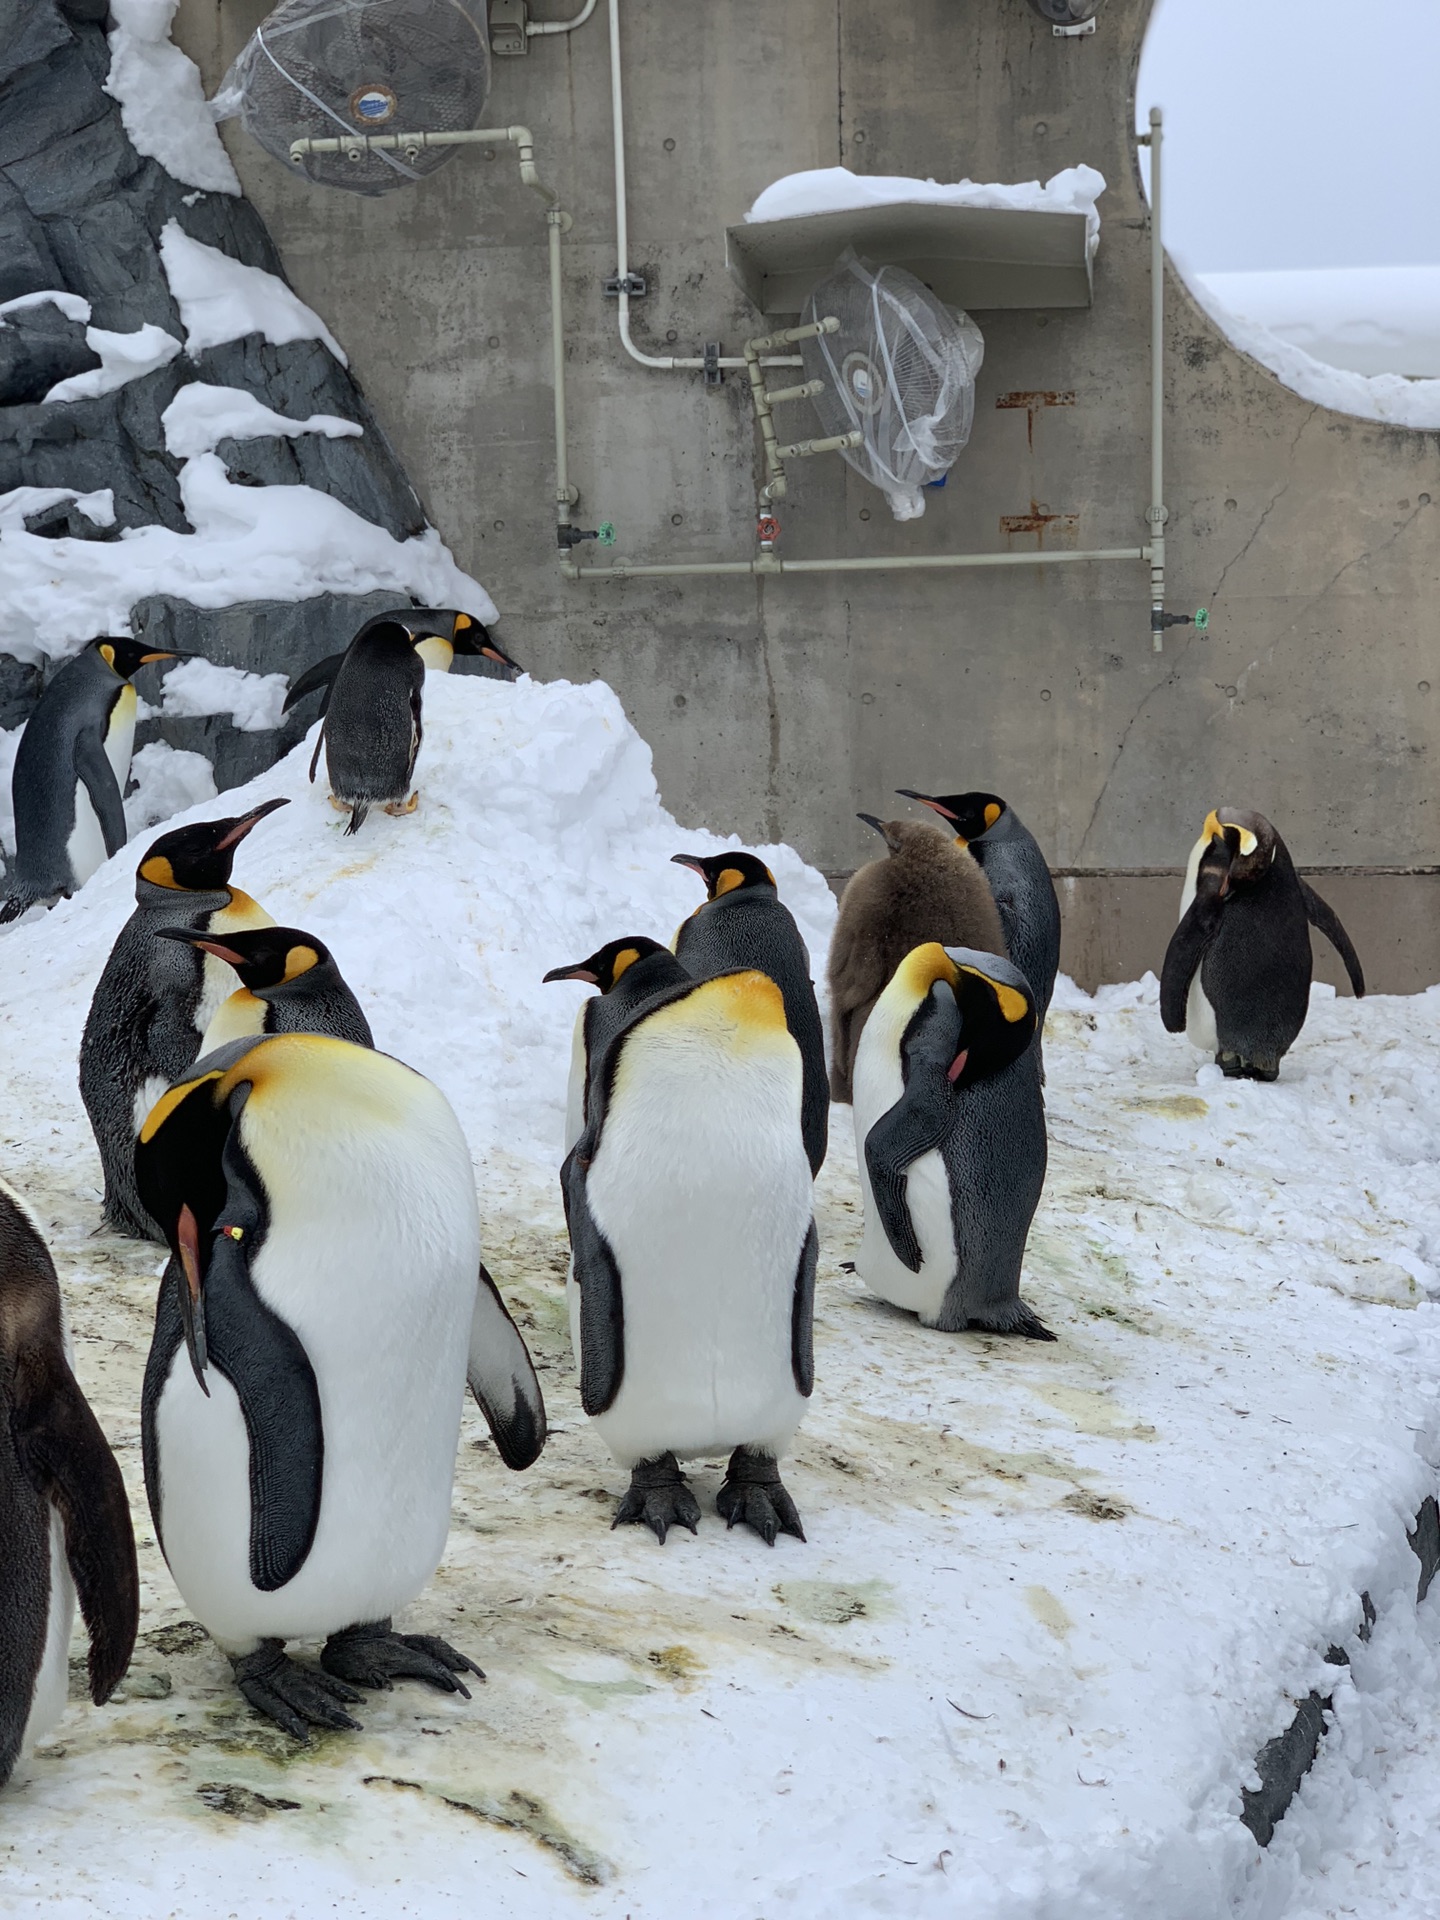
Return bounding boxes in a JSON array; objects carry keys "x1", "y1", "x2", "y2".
[
  {"x1": 1203, "y1": 808, "x2": 1258, "y2": 856},
  {"x1": 203, "y1": 990, "x2": 266, "y2": 1051},
  {"x1": 140, "y1": 1069, "x2": 223, "y2": 1143},
  {"x1": 959, "y1": 964, "x2": 1030, "y2": 1024},
  {"x1": 895, "y1": 942, "x2": 961, "y2": 1000},
  {"x1": 415, "y1": 636, "x2": 454, "y2": 672},
  {"x1": 215, "y1": 889, "x2": 275, "y2": 932}
]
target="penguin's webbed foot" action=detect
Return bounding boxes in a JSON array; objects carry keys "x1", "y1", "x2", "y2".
[
  {"x1": 964, "y1": 1298, "x2": 1056, "y2": 1341},
  {"x1": 230, "y1": 1638, "x2": 363, "y2": 1742},
  {"x1": 717, "y1": 1449, "x2": 806, "y2": 1547},
  {"x1": 612, "y1": 1453, "x2": 700, "y2": 1544},
  {"x1": 321, "y1": 1618, "x2": 483, "y2": 1698},
  {"x1": 1217, "y1": 1050, "x2": 1281, "y2": 1083},
  {"x1": 328, "y1": 793, "x2": 350, "y2": 814},
  {"x1": 382, "y1": 791, "x2": 419, "y2": 817}
]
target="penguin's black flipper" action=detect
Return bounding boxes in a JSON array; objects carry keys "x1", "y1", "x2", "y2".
[
  {"x1": 1159, "y1": 893, "x2": 1225, "y2": 1033},
  {"x1": 560, "y1": 1142, "x2": 625, "y2": 1416},
  {"x1": 466, "y1": 1261, "x2": 547, "y2": 1469},
  {"x1": 75, "y1": 730, "x2": 128, "y2": 861},
  {"x1": 791, "y1": 1220, "x2": 818, "y2": 1396},
  {"x1": 11, "y1": 1344, "x2": 139, "y2": 1704},
  {"x1": 282, "y1": 652, "x2": 345, "y2": 715},
  {"x1": 863, "y1": 983, "x2": 964, "y2": 1273},
  {"x1": 1300, "y1": 881, "x2": 1366, "y2": 998}
]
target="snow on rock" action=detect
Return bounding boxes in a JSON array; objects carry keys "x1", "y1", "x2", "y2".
[
  {"x1": 161, "y1": 382, "x2": 363, "y2": 459},
  {"x1": 157, "y1": 656, "x2": 289, "y2": 731},
  {"x1": 0, "y1": 488, "x2": 115, "y2": 533},
  {"x1": 747, "y1": 164, "x2": 1107, "y2": 255},
  {"x1": 0, "y1": 455, "x2": 496, "y2": 666},
  {"x1": 121, "y1": 739, "x2": 217, "y2": 836},
  {"x1": 160, "y1": 222, "x2": 348, "y2": 364},
  {"x1": 0, "y1": 291, "x2": 94, "y2": 326},
  {"x1": 43, "y1": 322, "x2": 183, "y2": 404},
  {"x1": 103, "y1": 0, "x2": 241, "y2": 197}
]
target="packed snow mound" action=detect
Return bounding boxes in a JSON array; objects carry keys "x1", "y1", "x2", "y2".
[
  {"x1": 0, "y1": 672, "x2": 837, "y2": 1171},
  {"x1": 1197, "y1": 265, "x2": 1440, "y2": 381},
  {"x1": 747, "y1": 165, "x2": 1107, "y2": 255}
]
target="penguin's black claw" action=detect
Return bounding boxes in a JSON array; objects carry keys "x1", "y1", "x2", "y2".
[
  {"x1": 717, "y1": 1449, "x2": 806, "y2": 1547},
  {"x1": 230, "y1": 1639, "x2": 363, "y2": 1741},
  {"x1": 320, "y1": 1619, "x2": 484, "y2": 1699},
  {"x1": 612, "y1": 1453, "x2": 700, "y2": 1544},
  {"x1": 955, "y1": 1298, "x2": 1056, "y2": 1342}
]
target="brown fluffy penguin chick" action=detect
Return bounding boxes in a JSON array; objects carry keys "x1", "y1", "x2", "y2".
[{"x1": 827, "y1": 818, "x2": 1004, "y2": 1103}]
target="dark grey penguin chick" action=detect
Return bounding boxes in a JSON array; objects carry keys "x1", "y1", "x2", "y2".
[
  {"x1": 0, "y1": 1177, "x2": 138, "y2": 1786},
  {"x1": 826, "y1": 817, "x2": 1004, "y2": 1104},
  {"x1": 78, "y1": 798, "x2": 288, "y2": 1241}
]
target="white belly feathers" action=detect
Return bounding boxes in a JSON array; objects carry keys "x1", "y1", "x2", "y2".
[{"x1": 1179, "y1": 833, "x2": 1219, "y2": 1053}]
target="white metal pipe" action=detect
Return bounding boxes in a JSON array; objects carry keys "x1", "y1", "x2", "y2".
[
  {"x1": 528, "y1": 0, "x2": 597, "y2": 33},
  {"x1": 1146, "y1": 104, "x2": 1167, "y2": 650},
  {"x1": 562, "y1": 546, "x2": 1150, "y2": 580},
  {"x1": 548, "y1": 210, "x2": 576, "y2": 521}
]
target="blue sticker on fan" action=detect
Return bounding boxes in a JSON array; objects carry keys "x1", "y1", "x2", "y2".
[{"x1": 350, "y1": 85, "x2": 397, "y2": 124}]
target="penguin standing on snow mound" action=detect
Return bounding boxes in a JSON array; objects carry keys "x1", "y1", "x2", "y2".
[
  {"x1": 544, "y1": 937, "x2": 691, "y2": 1152},
  {"x1": 852, "y1": 944, "x2": 1052, "y2": 1339},
  {"x1": 294, "y1": 613, "x2": 522, "y2": 837},
  {"x1": 2, "y1": 636, "x2": 189, "y2": 921},
  {"x1": 78, "y1": 798, "x2": 288, "y2": 1242},
  {"x1": 557, "y1": 952, "x2": 816, "y2": 1545},
  {"x1": 0, "y1": 1178, "x2": 138, "y2": 1786},
  {"x1": 671, "y1": 852, "x2": 830, "y2": 1177},
  {"x1": 135, "y1": 1033, "x2": 546, "y2": 1739},
  {"x1": 1161, "y1": 807, "x2": 1365, "y2": 1081},
  {"x1": 896, "y1": 791, "x2": 1061, "y2": 1031},
  {"x1": 155, "y1": 925, "x2": 374, "y2": 1055},
  {"x1": 826, "y1": 817, "x2": 1004, "y2": 1105}
]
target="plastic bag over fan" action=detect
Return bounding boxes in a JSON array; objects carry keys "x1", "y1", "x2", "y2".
[
  {"x1": 211, "y1": 0, "x2": 491, "y2": 197},
  {"x1": 801, "y1": 252, "x2": 984, "y2": 521}
]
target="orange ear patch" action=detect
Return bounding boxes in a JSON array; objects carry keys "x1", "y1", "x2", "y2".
[
  {"x1": 714, "y1": 867, "x2": 746, "y2": 897},
  {"x1": 983, "y1": 802, "x2": 1002, "y2": 829},
  {"x1": 610, "y1": 946, "x2": 642, "y2": 982}
]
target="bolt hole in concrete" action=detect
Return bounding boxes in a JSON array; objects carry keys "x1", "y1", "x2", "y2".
[{"x1": 1139, "y1": 0, "x2": 1440, "y2": 420}]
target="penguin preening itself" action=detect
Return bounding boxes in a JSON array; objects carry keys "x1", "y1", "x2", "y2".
[
  {"x1": 1161, "y1": 807, "x2": 1365, "y2": 1081},
  {"x1": 897, "y1": 791, "x2": 1061, "y2": 1032},
  {"x1": 154, "y1": 925, "x2": 374, "y2": 1055},
  {"x1": 852, "y1": 944, "x2": 1052, "y2": 1339},
  {"x1": 826, "y1": 817, "x2": 1004, "y2": 1105},
  {"x1": 0, "y1": 1178, "x2": 138, "y2": 1786},
  {"x1": 671, "y1": 851, "x2": 829, "y2": 1177},
  {"x1": 135, "y1": 1033, "x2": 546, "y2": 1739},
  {"x1": 290, "y1": 611, "x2": 521, "y2": 837},
  {"x1": 554, "y1": 949, "x2": 816, "y2": 1545},
  {"x1": 544, "y1": 936, "x2": 691, "y2": 1152},
  {"x1": 2, "y1": 636, "x2": 188, "y2": 922},
  {"x1": 78, "y1": 798, "x2": 289, "y2": 1241}
]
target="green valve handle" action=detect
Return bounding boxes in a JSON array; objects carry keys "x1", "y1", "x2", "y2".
[
  {"x1": 597, "y1": 522, "x2": 616, "y2": 547},
  {"x1": 1194, "y1": 606, "x2": 1210, "y2": 632}
]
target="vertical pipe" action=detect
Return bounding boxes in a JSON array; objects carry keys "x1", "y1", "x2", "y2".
[
  {"x1": 1148, "y1": 104, "x2": 1167, "y2": 651},
  {"x1": 548, "y1": 209, "x2": 574, "y2": 534}
]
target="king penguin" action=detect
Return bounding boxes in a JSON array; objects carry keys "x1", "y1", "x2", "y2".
[
  {"x1": 1161, "y1": 806, "x2": 1365, "y2": 1080},
  {"x1": 544, "y1": 936, "x2": 691, "y2": 1152},
  {"x1": 281, "y1": 608, "x2": 508, "y2": 721},
  {"x1": 79, "y1": 798, "x2": 288, "y2": 1241},
  {"x1": 293, "y1": 612, "x2": 521, "y2": 836},
  {"x1": 826, "y1": 817, "x2": 1004, "y2": 1105},
  {"x1": 135, "y1": 1032, "x2": 546, "y2": 1738},
  {"x1": 896, "y1": 790, "x2": 1061, "y2": 1032},
  {"x1": 559, "y1": 952, "x2": 816, "y2": 1545},
  {"x1": 852, "y1": 944, "x2": 1052, "y2": 1338},
  {"x1": 0, "y1": 1177, "x2": 138, "y2": 1786},
  {"x1": 155, "y1": 925, "x2": 374, "y2": 1055},
  {"x1": 671, "y1": 851, "x2": 829, "y2": 1177},
  {"x1": 2, "y1": 636, "x2": 187, "y2": 920}
]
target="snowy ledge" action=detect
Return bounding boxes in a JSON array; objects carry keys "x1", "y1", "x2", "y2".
[{"x1": 1, "y1": 675, "x2": 1438, "y2": 1915}]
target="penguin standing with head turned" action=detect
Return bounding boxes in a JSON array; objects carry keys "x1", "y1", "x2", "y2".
[
  {"x1": 671, "y1": 851, "x2": 829, "y2": 1176},
  {"x1": 135, "y1": 1031, "x2": 546, "y2": 1738},
  {"x1": 1161, "y1": 806, "x2": 1364, "y2": 1080},
  {"x1": 79, "y1": 799, "x2": 288, "y2": 1241},
  {"x1": 852, "y1": 943, "x2": 1051, "y2": 1338},
  {"x1": 288, "y1": 610, "x2": 521, "y2": 836},
  {"x1": 0, "y1": 1178, "x2": 138, "y2": 1786},
  {"x1": 546, "y1": 937, "x2": 692, "y2": 1152},
  {"x1": 550, "y1": 941, "x2": 816, "y2": 1545},
  {"x1": 827, "y1": 816, "x2": 1004, "y2": 1104},
  {"x1": 155, "y1": 925, "x2": 373, "y2": 1055},
  {"x1": 2, "y1": 636, "x2": 186, "y2": 921}
]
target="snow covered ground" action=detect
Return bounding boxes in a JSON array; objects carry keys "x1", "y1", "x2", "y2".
[
  {"x1": 1196, "y1": 267, "x2": 1440, "y2": 382},
  {"x1": 1, "y1": 673, "x2": 1438, "y2": 1917}
]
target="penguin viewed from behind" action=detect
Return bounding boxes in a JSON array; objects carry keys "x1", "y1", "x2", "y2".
[
  {"x1": 671, "y1": 851, "x2": 829, "y2": 1177},
  {"x1": 852, "y1": 944, "x2": 1052, "y2": 1338},
  {"x1": 826, "y1": 816, "x2": 1004, "y2": 1105},
  {"x1": 897, "y1": 790, "x2": 1061, "y2": 1032},
  {"x1": 78, "y1": 798, "x2": 289, "y2": 1241},
  {"x1": 554, "y1": 946, "x2": 816, "y2": 1545},
  {"x1": 1161, "y1": 806, "x2": 1365, "y2": 1080},
  {"x1": 292, "y1": 612, "x2": 521, "y2": 836},
  {"x1": 544, "y1": 936, "x2": 691, "y2": 1152},
  {"x1": 154, "y1": 925, "x2": 374, "y2": 1054},
  {"x1": 135, "y1": 1032, "x2": 546, "y2": 1739},
  {"x1": 2, "y1": 636, "x2": 188, "y2": 921},
  {"x1": 0, "y1": 1178, "x2": 138, "y2": 1786},
  {"x1": 281, "y1": 608, "x2": 505, "y2": 721}
]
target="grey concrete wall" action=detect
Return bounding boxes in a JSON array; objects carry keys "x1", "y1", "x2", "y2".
[{"x1": 174, "y1": 0, "x2": 1440, "y2": 990}]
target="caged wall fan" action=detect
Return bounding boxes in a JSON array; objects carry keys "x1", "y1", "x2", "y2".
[
  {"x1": 800, "y1": 252, "x2": 985, "y2": 521},
  {"x1": 213, "y1": 0, "x2": 492, "y2": 196}
]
